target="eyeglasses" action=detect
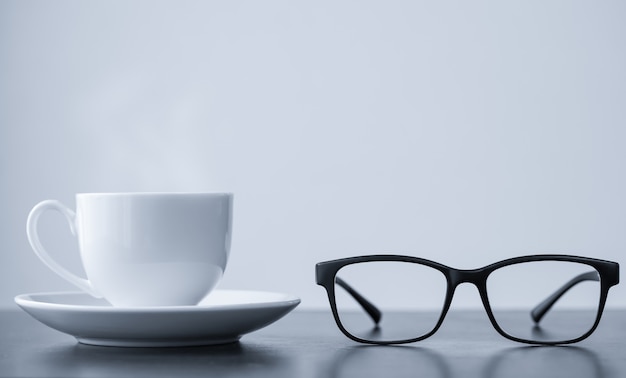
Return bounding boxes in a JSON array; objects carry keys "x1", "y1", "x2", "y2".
[{"x1": 316, "y1": 255, "x2": 619, "y2": 345}]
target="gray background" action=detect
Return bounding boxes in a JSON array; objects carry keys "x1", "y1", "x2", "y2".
[{"x1": 1, "y1": 0, "x2": 624, "y2": 309}]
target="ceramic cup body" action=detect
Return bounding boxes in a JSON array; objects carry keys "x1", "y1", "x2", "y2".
[{"x1": 27, "y1": 193, "x2": 233, "y2": 307}]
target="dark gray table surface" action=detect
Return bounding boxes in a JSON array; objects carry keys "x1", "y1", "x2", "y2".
[{"x1": 1, "y1": 308, "x2": 625, "y2": 378}]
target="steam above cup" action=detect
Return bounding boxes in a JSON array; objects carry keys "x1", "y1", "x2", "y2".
[{"x1": 26, "y1": 193, "x2": 233, "y2": 307}]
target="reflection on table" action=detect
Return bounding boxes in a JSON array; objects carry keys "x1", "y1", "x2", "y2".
[{"x1": 0, "y1": 310, "x2": 623, "y2": 378}]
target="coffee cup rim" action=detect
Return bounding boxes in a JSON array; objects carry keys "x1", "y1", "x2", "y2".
[{"x1": 76, "y1": 192, "x2": 233, "y2": 198}]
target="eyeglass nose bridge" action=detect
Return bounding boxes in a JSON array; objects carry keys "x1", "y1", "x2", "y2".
[
  {"x1": 448, "y1": 268, "x2": 489, "y2": 287},
  {"x1": 443, "y1": 268, "x2": 493, "y2": 318}
]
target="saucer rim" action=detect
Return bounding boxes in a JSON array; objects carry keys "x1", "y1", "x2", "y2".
[{"x1": 15, "y1": 289, "x2": 301, "y2": 313}]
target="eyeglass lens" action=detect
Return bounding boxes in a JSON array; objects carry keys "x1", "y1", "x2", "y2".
[
  {"x1": 487, "y1": 260, "x2": 601, "y2": 343},
  {"x1": 334, "y1": 261, "x2": 447, "y2": 343}
]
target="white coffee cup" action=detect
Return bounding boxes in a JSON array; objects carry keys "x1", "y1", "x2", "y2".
[{"x1": 26, "y1": 192, "x2": 233, "y2": 307}]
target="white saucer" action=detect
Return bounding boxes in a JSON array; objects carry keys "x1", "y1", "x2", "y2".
[{"x1": 15, "y1": 290, "x2": 300, "y2": 347}]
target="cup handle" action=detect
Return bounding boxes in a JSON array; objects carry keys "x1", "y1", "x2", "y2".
[{"x1": 26, "y1": 200, "x2": 102, "y2": 298}]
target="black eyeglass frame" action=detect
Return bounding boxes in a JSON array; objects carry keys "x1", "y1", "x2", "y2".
[{"x1": 316, "y1": 254, "x2": 619, "y2": 345}]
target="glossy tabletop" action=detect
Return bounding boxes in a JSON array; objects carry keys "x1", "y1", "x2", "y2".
[{"x1": 1, "y1": 308, "x2": 625, "y2": 378}]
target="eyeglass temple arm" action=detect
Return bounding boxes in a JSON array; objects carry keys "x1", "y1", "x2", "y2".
[
  {"x1": 335, "y1": 276, "x2": 382, "y2": 324},
  {"x1": 530, "y1": 270, "x2": 600, "y2": 324}
]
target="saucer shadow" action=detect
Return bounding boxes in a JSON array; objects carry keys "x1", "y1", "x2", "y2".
[{"x1": 20, "y1": 341, "x2": 295, "y2": 378}]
